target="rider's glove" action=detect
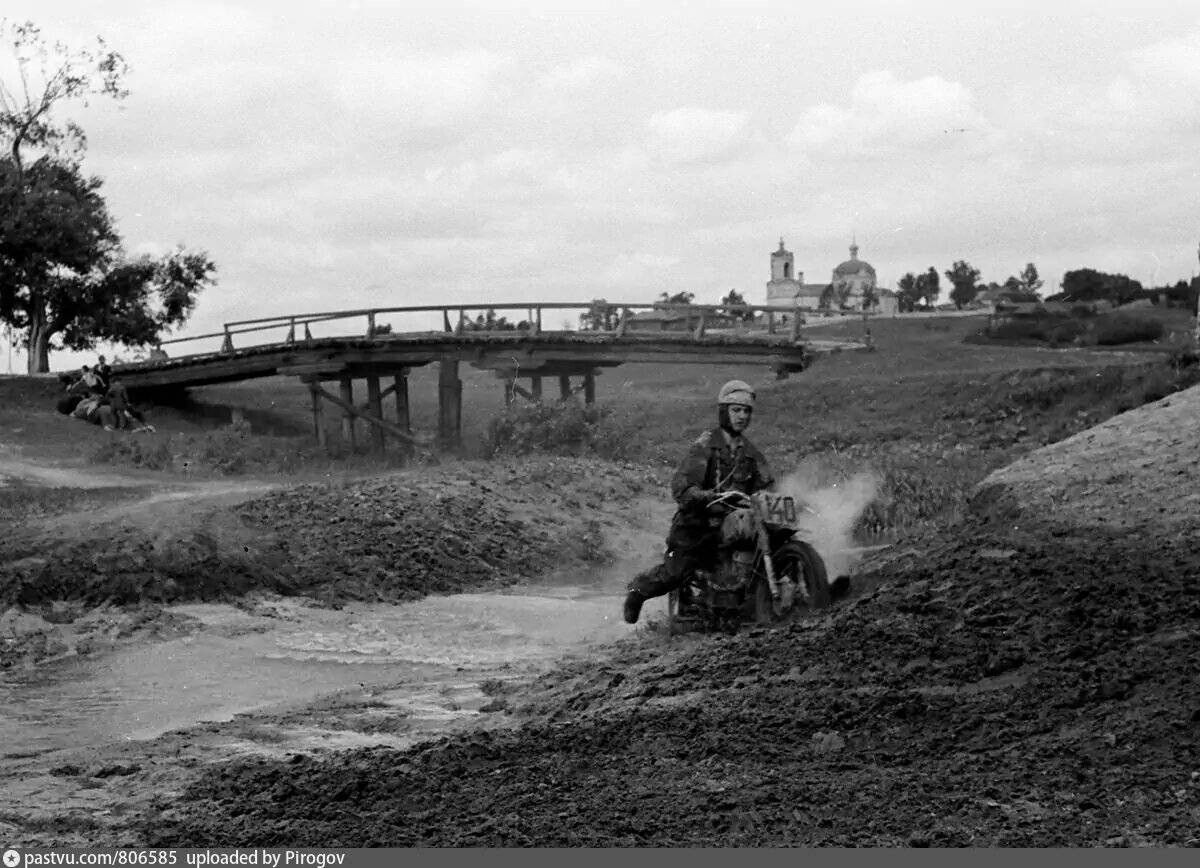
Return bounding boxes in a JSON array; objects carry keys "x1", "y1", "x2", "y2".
[{"x1": 681, "y1": 487, "x2": 717, "y2": 512}]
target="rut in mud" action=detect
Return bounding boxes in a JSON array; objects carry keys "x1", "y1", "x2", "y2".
[
  {"x1": 138, "y1": 386, "x2": 1200, "y2": 847},
  {"x1": 139, "y1": 517, "x2": 1200, "y2": 847}
]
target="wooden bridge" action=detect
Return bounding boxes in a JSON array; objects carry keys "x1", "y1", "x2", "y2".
[{"x1": 112, "y1": 301, "x2": 874, "y2": 451}]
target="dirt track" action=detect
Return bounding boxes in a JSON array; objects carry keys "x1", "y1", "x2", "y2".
[
  {"x1": 133, "y1": 388, "x2": 1200, "y2": 847},
  {"x1": 5, "y1": 378, "x2": 1199, "y2": 847}
]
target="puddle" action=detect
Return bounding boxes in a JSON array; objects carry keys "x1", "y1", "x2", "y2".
[{"x1": 0, "y1": 576, "x2": 667, "y2": 758}]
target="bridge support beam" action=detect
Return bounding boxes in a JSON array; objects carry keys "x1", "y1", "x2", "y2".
[
  {"x1": 339, "y1": 376, "x2": 356, "y2": 452},
  {"x1": 438, "y1": 359, "x2": 462, "y2": 449},
  {"x1": 393, "y1": 372, "x2": 410, "y2": 434},
  {"x1": 559, "y1": 375, "x2": 571, "y2": 400},
  {"x1": 584, "y1": 371, "x2": 596, "y2": 404},
  {"x1": 366, "y1": 374, "x2": 385, "y2": 454},
  {"x1": 308, "y1": 380, "x2": 328, "y2": 451}
]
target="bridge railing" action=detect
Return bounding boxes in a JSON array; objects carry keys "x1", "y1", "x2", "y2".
[{"x1": 154, "y1": 301, "x2": 875, "y2": 357}]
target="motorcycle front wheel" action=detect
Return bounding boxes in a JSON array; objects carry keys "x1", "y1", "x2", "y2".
[
  {"x1": 754, "y1": 540, "x2": 831, "y2": 624},
  {"x1": 666, "y1": 589, "x2": 684, "y2": 636}
]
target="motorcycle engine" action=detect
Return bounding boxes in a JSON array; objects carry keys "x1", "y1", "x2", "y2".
[{"x1": 708, "y1": 549, "x2": 755, "y2": 591}]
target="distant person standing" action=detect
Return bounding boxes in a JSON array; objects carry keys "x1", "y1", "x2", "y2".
[{"x1": 94, "y1": 355, "x2": 113, "y2": 391}]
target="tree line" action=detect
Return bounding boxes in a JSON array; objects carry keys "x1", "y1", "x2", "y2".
[
  {"x1": 896, "y1": 258, "x2": 1194, "y2": 311},
  {"x1": 0, "y1": 20, "x2": 214, "y2": 373}
]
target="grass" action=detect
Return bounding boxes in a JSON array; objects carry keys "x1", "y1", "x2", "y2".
[{"x1": 3, "y1": 315, "x2": 1197, "y2": 542}]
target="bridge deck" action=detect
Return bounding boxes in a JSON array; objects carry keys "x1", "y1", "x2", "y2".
[
  {"x1": 106, "y1": 301, "x2": 874, "y2": 449},
  {"x1": 113, "y1": 329, "x2": 870, "y2": 390}
]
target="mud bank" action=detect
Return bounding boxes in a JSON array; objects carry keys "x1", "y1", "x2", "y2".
[
  {"x1": 1, "y1": 457, "x2": 659, "y2": 670},
  {"x1": 137, "y1": 390, "x2": 1200, "y2": 847}
]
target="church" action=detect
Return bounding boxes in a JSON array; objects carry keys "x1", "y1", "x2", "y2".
[{"x1": 765, "y1": 238, "x2": 885, "y2": 312}]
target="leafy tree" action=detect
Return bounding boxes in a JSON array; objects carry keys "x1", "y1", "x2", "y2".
[
  {"x1": 920, "y1": 266, "x2": 941, "y2": 307},
  {"x1": 0, "y1": 156, "x2": 215, "y2": 371},
  {"x1": 896, "y1": 272, "x2": 918, "y2": 312},
  {"x1": 579, "y1": 298, "x2": 617, "y2": 331},
  {"x1": 720, "y1": 288, "x2": 753, "y2": 321},
  {"x1": 1019, "y1": 262, "x2": 1043, "y2": 296},
  {"x1": 0, "y1": 23, "x2": 214, "y2": 371},
  {"x1": 1059, "y1": 268, "x2": 1143, "y2": 306},
  {"x1": 657, "y1": 290, "x2": 695, "y2": 305},
  {"x1": 944, "y1": 259, "x2": 981, "y2": 309}
]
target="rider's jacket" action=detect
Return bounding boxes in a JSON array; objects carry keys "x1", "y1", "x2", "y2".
[{"x1": 669, "y1": 427, "x2": 774, "y2": 536}]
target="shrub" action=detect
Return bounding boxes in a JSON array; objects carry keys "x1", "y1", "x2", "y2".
[
  {"x1": 90, "y1": 422, "x2": 312, "y2": 475},
  {"x1": 988, "y1": 316, "x2": 1087, "y2": 346},
  {"x1": 1091, "y1": 312, "x2": 1165, "y2": 346},
  {"x1": 485, "y1": 400, "x2": 615, "y2": 456},
  {"x1": 90, "y1": 435, "x2": 174, "y2": 470}
]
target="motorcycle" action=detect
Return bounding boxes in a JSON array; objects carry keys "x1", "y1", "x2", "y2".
[{"x1": 667, "y1": 489, "x2": 830, "y2": 634}]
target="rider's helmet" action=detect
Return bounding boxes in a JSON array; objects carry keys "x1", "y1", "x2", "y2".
[{"x1": 717, "y1": 380, "x2": 755, "y2": 408}]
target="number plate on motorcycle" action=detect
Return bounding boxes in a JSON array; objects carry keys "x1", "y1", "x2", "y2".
[{"x1": 758, "y1": 493, "x2": 798, "y2": 526}]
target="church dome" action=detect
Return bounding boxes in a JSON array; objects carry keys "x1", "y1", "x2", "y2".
[{"x1": 833, "y1": 242, "x2": 875, "y2": 277}]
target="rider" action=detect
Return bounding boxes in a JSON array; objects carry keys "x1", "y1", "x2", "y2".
[{"x1": 623, "y1": 379, "x2": 775, "y2": 624}]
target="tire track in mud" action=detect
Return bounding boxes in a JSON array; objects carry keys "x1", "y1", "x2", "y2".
[
  {"x1": 139, "y1": 520, "x2": 1200, "y2": 847},
  {"x1": 135, "y1": 388, "x2": 1200, "y2": 847}
]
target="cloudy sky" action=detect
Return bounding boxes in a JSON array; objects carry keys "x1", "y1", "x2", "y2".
[{"x1": 3, "y1": 0, "x2": 1199, "y2": 370}]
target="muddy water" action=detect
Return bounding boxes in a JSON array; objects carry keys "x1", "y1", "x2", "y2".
[{"x1": 0, "y1": 569, "x2": 666, "y2": 760}]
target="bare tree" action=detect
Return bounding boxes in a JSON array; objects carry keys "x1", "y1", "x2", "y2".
[{"x1": 0, "y1": 19, "x2": 129, "y2": 177}]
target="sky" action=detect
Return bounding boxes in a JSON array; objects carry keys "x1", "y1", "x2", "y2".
[{"x1": 3, "y1": 0, "x2": 1199, "y2": 371}]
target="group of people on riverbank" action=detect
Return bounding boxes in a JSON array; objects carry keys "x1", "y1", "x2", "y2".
[{"x1": 56, "y1": 355, "x2": 155, "y2": 433}]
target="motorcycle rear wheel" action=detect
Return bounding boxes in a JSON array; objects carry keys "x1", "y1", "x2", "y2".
[{"x1": 754, "y1": 540, "x2": 831, "y2": 624}]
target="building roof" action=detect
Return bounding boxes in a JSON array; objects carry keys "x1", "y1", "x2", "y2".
[{"x1": 832, "y1": 242, "x2": 876, "y2": 276}]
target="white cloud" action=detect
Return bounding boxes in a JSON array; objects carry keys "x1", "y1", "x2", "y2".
[
  {"x1": 538, "y1": 55, "x2": 625, "y2": 91},
  {"x1": 787, "y1": 70, "x2": 984, "y2": 159},
  {"x1": 645, "y1": 107, "x2": 751, "y2": 165},
  {"x1": 335, "y1": 50, "x2": 513, "y2": 130}
]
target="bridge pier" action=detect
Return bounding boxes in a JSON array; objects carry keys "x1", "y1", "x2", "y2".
[
  {"x1": 339, "y1": 376, "x2": 356, "y2": 451},
  {"x1": 438, "y1": 359, "x2": 462, "y2": 449},
  {"x1": 393, "y1": 372, "x2": 410, "y2": 434},
  {"x1": 366, "y1": 374, "x2": 385, "y2": 454},
  {"x1": 309, "y1": 384, "x2": 328, "y2": 450}
]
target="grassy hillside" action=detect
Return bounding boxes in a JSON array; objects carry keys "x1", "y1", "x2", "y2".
[{"x1": 4, "y1": 316, "x2": 1196, "y2": 541}]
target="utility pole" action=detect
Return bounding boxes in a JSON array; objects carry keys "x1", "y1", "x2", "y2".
[{"x1": 1194, "y1": 242, "x2": 1199, "y2": 352}]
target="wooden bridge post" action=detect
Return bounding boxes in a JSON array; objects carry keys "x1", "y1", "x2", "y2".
[
  {"x1": 308, "y1": 380, "x2": 328, "y2": 450},
  {"x1": 584, "y1": 371, "x2": 596, "y2": 405},
  {"x1": 366, "y1": 374, "x2": 385, "y2": 454},
  {"x1": 559, "y1": 375, "x2": 571, "y2": 401},
  {"x1": 531, "y1": 375, "x2": 543, "y2": 402},
  {"x1": 339, "y1": 376, "x2": 356, "y2": 452},
  {"x1": 438, "y1": 359, "x2": 462, "y2": 449},
  {"x1": 393, "y1": 372, "x2": 410, "y2": 434}
]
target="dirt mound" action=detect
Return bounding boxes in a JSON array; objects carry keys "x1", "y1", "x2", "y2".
[
  {"x1": 971, "y1": 383, "x2": 1200, "y2": 532},
  {"x1": 140, "y1": 518, "x2": 1200, "y2": 846},
  {"x1": 1, "y1": 457, "x2": 655, "y2": 668},
  {"x1": 134, "y1": 385, "x2": 1200, "y2": 847}
]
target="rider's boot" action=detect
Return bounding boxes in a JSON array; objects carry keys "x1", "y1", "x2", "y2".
[{"x1": 623, "y1": 590, "x2": 646, "y2": 624}]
